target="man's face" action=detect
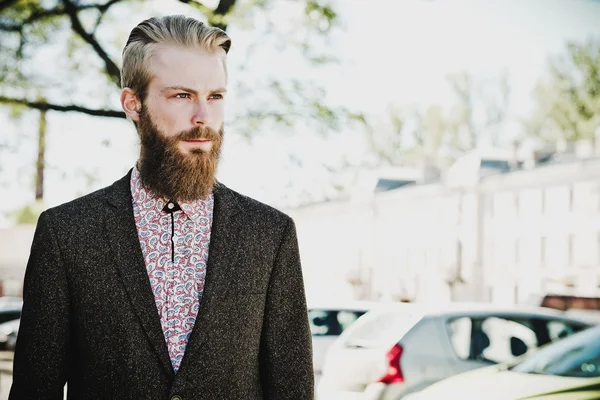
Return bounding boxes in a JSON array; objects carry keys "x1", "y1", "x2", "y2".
[
  {"x1": 125, "y1": 45, "x2": 228, "y2": 201},
  {"x1": 143, "y1": 45, "x2": 227, "y2": 154}
]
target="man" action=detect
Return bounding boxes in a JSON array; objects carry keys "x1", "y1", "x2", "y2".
[{"x1": 10, "y1": 15, "x2": 314, "y2": 400}]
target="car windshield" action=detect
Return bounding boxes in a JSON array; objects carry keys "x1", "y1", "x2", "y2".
[
  {"x1": 511, "y1": 326, "x2": 600, "y2": 378},
  {"x1": 308, "y1": 308, "x2": 367, "y2": 336}
]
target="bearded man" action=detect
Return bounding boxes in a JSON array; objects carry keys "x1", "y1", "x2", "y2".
[{"x1": 10, "y1": 15, "x2": 313, "y2": 400}]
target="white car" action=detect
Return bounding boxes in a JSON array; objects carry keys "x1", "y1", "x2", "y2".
[
  {"x1": 317, "y1": 302, "x2": 593, "y2": 400},
  {"x1": 309, "y1": 301, "x2": 383, "y2": 376}
]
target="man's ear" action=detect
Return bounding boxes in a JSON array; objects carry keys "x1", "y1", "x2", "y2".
[{"x1": 121, "y1": 88, "x2": 141, "y2": 122}]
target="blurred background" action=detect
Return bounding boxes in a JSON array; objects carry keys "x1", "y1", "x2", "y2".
[{"x1": 2, "y1": 0, "x2": 600, "y2": 399}]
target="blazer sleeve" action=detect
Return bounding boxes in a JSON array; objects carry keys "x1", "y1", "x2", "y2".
[
  {"x1": 259, "y1": 217, "x2": 314, "y2": 399},
  {"x1": 10, "y1": 211, "x2": 70, "y2": 400}
]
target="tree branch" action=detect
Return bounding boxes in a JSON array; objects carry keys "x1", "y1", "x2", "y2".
[
  {"x1": 0, "y1": 0, "x2": 19, "y2": 12},
  {"x1": 61, "y1": 0, "x2": 121, "y2": 86},
  {"x1": 0, "y1": 96, "x2": 126, "y2": 118},
  {"x1": 92, "y1": 0, "x2": 123, "y2": 34},
  {"x1": 212, "y1": 0, "x2": 236, "y2": 30},
  {"x1": 0, "y1": 22, "x2": 20, "y2": 32},
  {"x1": 214, "y1": 0, "x2": 236, "y2": 16},
  {"x1": 96, "y1": 0, "x2": 123, "y2": 13},
  {"x1": 0, "y1": 1, "x2": 124, "y2": 32},
  {"x1": 177, "y1": 0, "x2": 212, "y2": 16},
  {"x1": 177, "y1": 0, "x2": 237, "y2": 30}
]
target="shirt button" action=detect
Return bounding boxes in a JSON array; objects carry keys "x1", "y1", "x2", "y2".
[
  {"x1": 171, "y1": 396, "x2": 182, "y2": 400},
  {"x1": 167, "y1": 202, "x2": 175, "y2": 210}
]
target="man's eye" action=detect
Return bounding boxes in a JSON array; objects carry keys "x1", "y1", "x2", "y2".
[
  {"x1": 209, "y1": 94, "x2": 223, "y2": 100},
  {"x1": 175, "y1": 93, "x2": 191, "y2": 99}
]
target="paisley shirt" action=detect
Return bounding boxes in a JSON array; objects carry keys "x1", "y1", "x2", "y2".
[{"x1": 130, "y1": 167, "x2": 214, "y2": 372}]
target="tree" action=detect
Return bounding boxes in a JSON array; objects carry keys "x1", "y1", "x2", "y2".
[
  {"x1": 523, "y1": 37, "x2": 600, "y2": 143},
  {"x1": 0, "y1": 0, "x2": 351, "y2": 128},
  {"x1": 0, "y1": 0, "x2": 364, "y2": 215},
  {"x1": 363, "y1": 71, "x2": 511, "y2": 170},
  {"x1": 444, "y1": 71, "x2": 510, "y2": 152}
]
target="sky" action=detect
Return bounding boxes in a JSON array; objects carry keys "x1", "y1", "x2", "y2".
[{"x1": 2, "y1": 0, "x2": 600, "y2": 227}]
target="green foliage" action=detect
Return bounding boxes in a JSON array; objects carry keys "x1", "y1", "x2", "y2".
[
  {"x1": 0, "y1": 0, "x2": 359, "y2": 136},
  {"x1": 0, "y1": 0, "x2": 369, "y2": 207},
  {"x1": 7, "y1": 103, "x2": 27, "y2": 120},
  {"x1": 305, "y1": 1, "x2": 337, "y2": 34},
  {"x1": 524, "y1": 37, "x2": 600, "y2": 143},
  {"x1": 11, "y1": 200, "x2": 44, "y2": 225},
  {"x1": 364, "y1": 71, "x2": 511, "y2": 169}
]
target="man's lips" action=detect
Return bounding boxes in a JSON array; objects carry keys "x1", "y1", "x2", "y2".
[
  {"x1": 180, "y1": 138, "x2": 214, "y2": 152},
  {"x1": 184, "y1": 139, "x2": 211, "y2": 142}
]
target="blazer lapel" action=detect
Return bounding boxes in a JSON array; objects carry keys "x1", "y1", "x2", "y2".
[
  {"x1": 104, "y1": 170, "x2": 174, "y2": 377},
  {"x1": 177, "y1": 182, "x2": 243, "y2": 375}
]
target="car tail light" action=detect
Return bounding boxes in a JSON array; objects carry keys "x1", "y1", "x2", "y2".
[{"x1": 377, "y1": 343, "x2": 404, "y2": 384}]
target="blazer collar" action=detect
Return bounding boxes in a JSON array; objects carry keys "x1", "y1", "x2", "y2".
[{"x1": 106, "y1": 169, "x2": 240, "y2": 218}]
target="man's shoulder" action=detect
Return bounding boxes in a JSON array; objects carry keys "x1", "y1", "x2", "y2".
[
  {"x1": 217, "y1": 183, "x2": 292, "y2": 224},
  {"x1": 44, "y1": 173, "x2": 129, "y2": 220}
]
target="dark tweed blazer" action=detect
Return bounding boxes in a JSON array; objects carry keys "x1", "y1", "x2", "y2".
[{"x1": 10, "y1": 170, "x2": 314, "y2": 400}]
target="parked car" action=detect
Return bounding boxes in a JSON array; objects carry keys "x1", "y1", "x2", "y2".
[
  {"x1": 309, "y1": 301, "x2": 380, "y2": 375},
  {"x1": 535, "y1": 293, "x2": 600, "y2": 325},
  {"x1": 406, "y1": 324, "x2": 600, "y2": 400},
  {"x1": 0, "y1": 297, "x2": 22, "y2": 351},
  {"x1": 0, "y1": 318, "x2": 19, "y2": 351},
  {"x1": 0, "y1": 296, "x2": 22, "y2": 323},
  {"x1": 317, "y1": 302, "x2": 593, "y2": 400}
]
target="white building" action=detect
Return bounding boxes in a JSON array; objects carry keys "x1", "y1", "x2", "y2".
[{"x1": 289, "y1": 150, "x2": 600, "y2": 306}]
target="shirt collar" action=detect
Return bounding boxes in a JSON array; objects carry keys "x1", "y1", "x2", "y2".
[{"x1": 130, "y1": 166, "x2": 214, "y2": 222}]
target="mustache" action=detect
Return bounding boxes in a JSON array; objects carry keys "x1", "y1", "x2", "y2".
[{"x1": 175, "y1": 126, "x2": 221, "y2": 142}]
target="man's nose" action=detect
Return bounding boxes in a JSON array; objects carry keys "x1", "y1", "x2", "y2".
[{"x1": 192, "y1": 101, "x2": 211, "y2": 126}]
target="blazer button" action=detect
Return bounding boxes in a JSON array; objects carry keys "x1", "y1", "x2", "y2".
[{"x1": 171, "y1": 396, "x2": 182, "y2": 400}]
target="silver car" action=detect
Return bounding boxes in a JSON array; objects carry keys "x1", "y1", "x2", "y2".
[{"x1": 317, "y1": 302, "x2": 593, "y2": 400}]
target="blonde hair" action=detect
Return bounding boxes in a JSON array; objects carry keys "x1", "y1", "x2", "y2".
[{"x1": 121, "y1": 15, "x2": 231, "y2": 102}]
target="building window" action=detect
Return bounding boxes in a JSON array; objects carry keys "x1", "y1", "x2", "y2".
[
  {"x1": 495, "y1": 191, "x2": 518, "y2": 219},
  {"x1": 487, "y1": 196, "x2": 494, "y2": 218},
  {"x1": 568, "y1": 234, "x2": 575, "y2": 268},
  {"x1": 541, "y1": 189, "x2": 546, "y2": 215},
  {"x1": 569, "y1": 185, "x2": 574, "y2": 212},
  {"x1": 597, "y1": 232, "x2": 600, "y2": 265},
  {"x1": 546, "y1": 235, "x2": 569, "y2": 270},
  {"x1": 520, "y1": 188, "x2": 544, "y2": 218},
  {"x1": 571, "y1": 233, "x2": 598, "y2": 268},
  {"x1": 572, "y1": 182, "x2": 597, "y2": 214},
  {"x1": 545, "y1": 186, "x2": 570, "y2": 215},
  {"x1": 540, "y1": 236, "x2": 546, "y2": 268}
]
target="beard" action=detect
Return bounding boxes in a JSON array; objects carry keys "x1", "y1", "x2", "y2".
[{"x1": 136, "y1": 109, "x2": 224, "y2": 202}]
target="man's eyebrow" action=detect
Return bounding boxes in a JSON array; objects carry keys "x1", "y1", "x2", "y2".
[
  {"x1": 161, "y1": 86, "x2": 198, "y2": 95},
  {"x1": 209, "y1": 88, "x2": 227, "y2": 94},
  {"x1": 161, "y1": 86, "x2": 227, "y2": 95}
]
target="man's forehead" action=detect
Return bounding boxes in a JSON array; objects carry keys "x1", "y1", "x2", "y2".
[
  {"x1": 147, "y1": 46, "x2": 227, "y2": 89},
  {"x1": 151, "y1": 44, "x2": 226, "y2": 66}
]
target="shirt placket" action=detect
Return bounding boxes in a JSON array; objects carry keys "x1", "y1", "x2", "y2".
[{"x1": 167, "y1": 212, "x2": 178, "y2": 343}]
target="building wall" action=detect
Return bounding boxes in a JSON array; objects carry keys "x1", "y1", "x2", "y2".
[
  {"x1": 479, "y1": 159, "x2": 600, "y2": 304},
  {"x1": 288, "y1": 158, "x2": 600, "y2": 305}
]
